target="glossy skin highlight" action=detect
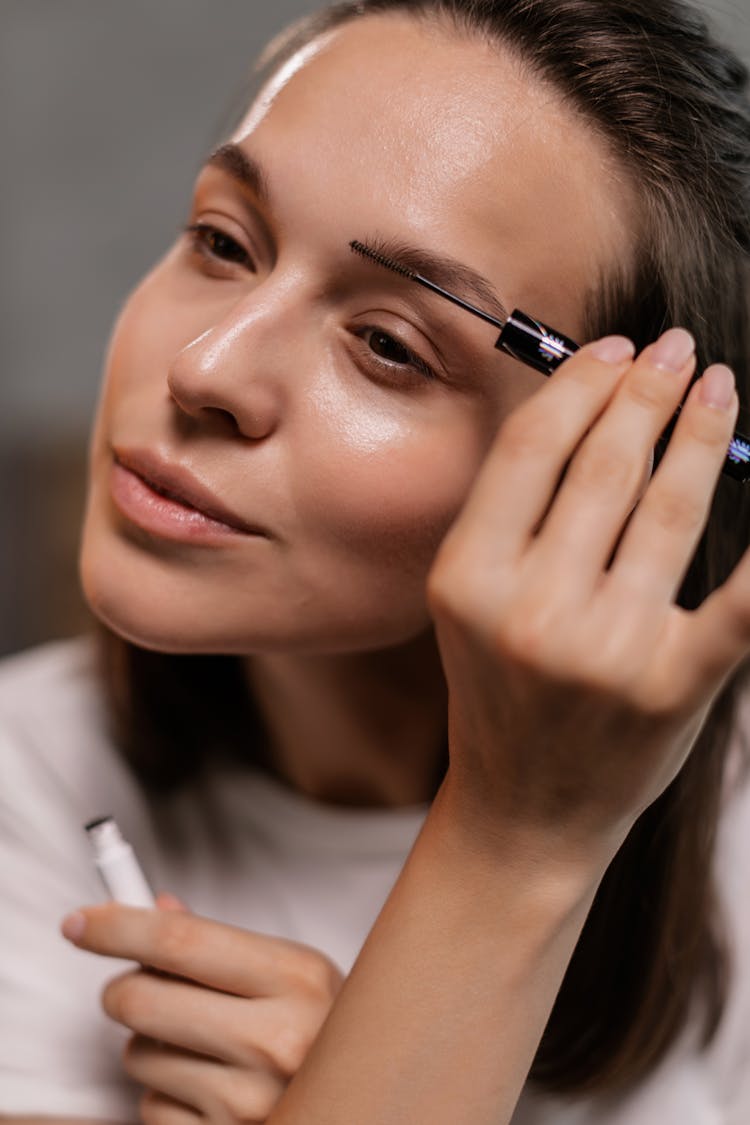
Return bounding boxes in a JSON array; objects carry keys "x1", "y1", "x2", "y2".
[{"x1": 80, "y1": 14, "x2": 634, "y2": 657}]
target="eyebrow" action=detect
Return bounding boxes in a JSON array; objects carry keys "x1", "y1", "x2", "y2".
[
  {"x1": 203, "y1": 144, "x2": 509, "y2": 325},
  {"x1": 205, "y1": 142, "x2": 270, "y2": 206},
  {"x1": 359, "y1": 235, "x2": 510, "y2": 326}
]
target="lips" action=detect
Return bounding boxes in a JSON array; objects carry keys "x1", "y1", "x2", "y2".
[{"x1": 111, "y1": 447, "x2": 266, "y2": 536}]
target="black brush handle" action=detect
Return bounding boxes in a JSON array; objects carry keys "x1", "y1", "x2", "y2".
[
  {"x1": 496, "y1": 309, "x2": 578, "y2": 374},
  {"x1": 495, "y1": 309, "x2": 750, "y2": 483}
]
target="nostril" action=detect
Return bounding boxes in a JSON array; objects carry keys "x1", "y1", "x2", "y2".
[
  {"x1": 170, "y1": 397, "x2": 240, "y2": 438},
  {"x1": 208, "y1": 406, "x2": 241, "y2": 433}
]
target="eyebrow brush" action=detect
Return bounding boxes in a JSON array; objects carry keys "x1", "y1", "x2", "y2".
[{"x1": 349, "y1": 239, "x2": 750, "y2": 483}]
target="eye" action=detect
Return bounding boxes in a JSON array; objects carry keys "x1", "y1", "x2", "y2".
[
  {"x1": 369, "y1": 331, "x2": 413, "y2": 365},
  {"x1": 183, "y1": 222, "x2": 256, "y2": 271},
  {"x1": 354, "y1": 326, "x2": 439, "y2": 382}
]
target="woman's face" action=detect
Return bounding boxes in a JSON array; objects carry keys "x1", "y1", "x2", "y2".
[{"x1": 81, "y1": 13, "x2": 634, "y2": 655}]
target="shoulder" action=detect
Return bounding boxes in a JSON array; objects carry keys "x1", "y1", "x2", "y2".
[
  {"x1": 0, "y1": 633, "x2": 100, "y2": 713},
  {"x1": 0, "y1": 634, "x2": 103, "y2": 736},
  {"x1": 0, "y1": 635, "x2": 137, "y2": 831},
  {"x1": 0, "y1": 635, "x2": 107, "y2": 780},
  {"x1": 0, "y1": 640, "x2": 144, "y2": 1122}
]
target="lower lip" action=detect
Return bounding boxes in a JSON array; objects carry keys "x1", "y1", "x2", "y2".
[{"x1": 109, "y1": 461, "x2": 259, "y2": 544}]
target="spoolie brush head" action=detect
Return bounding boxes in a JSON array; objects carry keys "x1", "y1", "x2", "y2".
[{"x1": 349, "y1": 240, "x2": 417, "y2": 280}]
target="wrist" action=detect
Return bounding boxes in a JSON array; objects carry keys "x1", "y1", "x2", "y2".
[{"x1": 433, "y1": 769, "x2": 622, "y2": 903}]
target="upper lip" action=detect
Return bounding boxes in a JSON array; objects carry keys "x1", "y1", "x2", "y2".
[{"x1": 113, "y1": 447, "x2": 266, "y2": 535}]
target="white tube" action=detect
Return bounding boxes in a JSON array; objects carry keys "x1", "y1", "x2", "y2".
[{"x1": 85, "y1": 815, "x2": 156, "y2": 908}]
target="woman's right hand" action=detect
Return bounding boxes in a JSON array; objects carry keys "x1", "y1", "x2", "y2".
[
  {"x1": 427, "y1": 329, "x2": 748, "y2": 868},
  {"x1": 60, "y1": 894, "x2": 345, "y2": 1125}
]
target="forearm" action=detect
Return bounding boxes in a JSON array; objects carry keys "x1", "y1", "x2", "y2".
[{"x1": 268, "y1": 777, "x2": 608, "y2": 1125}]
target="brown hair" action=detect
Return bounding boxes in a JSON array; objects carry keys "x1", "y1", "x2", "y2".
[{"x1": 96, "y1": 0, "x2": 750, "y2": 1100}]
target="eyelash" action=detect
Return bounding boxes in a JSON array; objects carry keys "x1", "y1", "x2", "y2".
[
  {"x1": 350, "y1": 328, "x2": 438, "y2": 383},
  {"x1": 183, "y1": 221, "x2": 255, "y2": 271},
  {"x1": 182, "y1": 221, "x2": 440, "y2": 384}
]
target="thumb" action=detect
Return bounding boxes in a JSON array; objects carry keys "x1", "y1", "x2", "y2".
[{"x1": 155, "y1": 891, "x2": 190, "y2": 912}]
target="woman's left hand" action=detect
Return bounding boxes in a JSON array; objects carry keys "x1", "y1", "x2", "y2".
[{"x1": 60, "y1": 893, "x2": 344, "y2": 1123}]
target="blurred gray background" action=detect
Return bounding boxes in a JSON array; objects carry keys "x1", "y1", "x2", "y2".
[{"x1": 2, "y1": 0, "x2": 749, "y2": 657}]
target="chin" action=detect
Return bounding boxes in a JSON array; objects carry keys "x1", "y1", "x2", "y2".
[
  {"x1": 79, "y1": 505, "x2": 433, "y2": 658},
  {"x1": 79, "y1": 535, "x2": 218, "y2": 655},
  {"x1": 81, "y1": 558, "x2": 430, "y2": 659},
  {"x1": 81, "y1": 576, "x2": 210, "y2": 654}
]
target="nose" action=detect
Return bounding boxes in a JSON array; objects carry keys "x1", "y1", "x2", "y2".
[{"x1": 167, "y1": 293, "x2": 291, "y2": 440}]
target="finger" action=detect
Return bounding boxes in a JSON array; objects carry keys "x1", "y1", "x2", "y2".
[
  {"x1": 529, "y1": 329, "x2": 697, "y2": 591},
  {"x1": 61, "y1": 902, "x2": 316, "y2": 997},
  {"x1": 608, "y1": 365, "x2": 738, "y2": 604},
  {"x1": 448, "y1": 335, "x2": 635, "y2": 562},
  {"x1": 139, "y1": 1088, "x2": 201, "y2": 1124},
  {"x1": 156, "y1": 892, "x2": 189, "y2": 912},
  {"x1": 103, "y1": 967, "x2": 297, "y2": 1076},
  {"x1": 663, "y1": 540, "x2": 750, "y2": 702},
  {"x1": 124, "y1": 1035, "x2": 285, "y2": 1122}
]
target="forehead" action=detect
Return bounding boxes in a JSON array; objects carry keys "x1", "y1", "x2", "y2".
[{"x1": 232, "y1": 14, "x2": 635, "y2": 339}]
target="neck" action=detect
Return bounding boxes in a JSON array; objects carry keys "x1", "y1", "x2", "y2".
[{"x1": 244, "y1": 631, "x2": 448, "y2": 809}]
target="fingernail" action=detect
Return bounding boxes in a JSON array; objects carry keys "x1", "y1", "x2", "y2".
[
  {"x1": 651, "y1": 327, "x2": 695, "y2": 372},
  {"x1": 589, "y1": 336, "x2": 636, "y2": 364},
  {"x1": 61, "y1": 911, "x2": 86, "y2": 942},
  {"x1": 700, "y1": 364, "x2": 736, "y2": 409}
]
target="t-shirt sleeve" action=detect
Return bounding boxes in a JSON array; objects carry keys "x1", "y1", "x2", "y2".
[{"x1": 0, "y1": 707, "x2": 142, "y2": 1120}]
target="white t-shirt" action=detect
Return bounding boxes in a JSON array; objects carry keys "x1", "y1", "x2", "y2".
[{"x1": 0, "y1": 638, "x2": 748, "y2": 1123}]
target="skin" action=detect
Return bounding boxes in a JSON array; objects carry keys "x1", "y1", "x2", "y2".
[
  {"x1": 79, "y1": 14, "x2": 635, "y2": 808},
  {"x1": 58, "y1": 12, "x2": 750, "y2": 1125}
]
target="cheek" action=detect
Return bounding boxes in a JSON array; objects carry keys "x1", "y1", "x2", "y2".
[
  {"x1": 293, "y1": 381, "x2": 494, "y2": 584},
  {"x1": 94, "y1": 274, "x2": 180, "y2": 420},
  {"x1": 89, "y1": 296, "x2": 157, "y2": 475}
]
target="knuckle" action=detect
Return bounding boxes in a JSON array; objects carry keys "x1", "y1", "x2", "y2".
[
  {"x1": 155, "y1": 910, "x2": 195, "y2": 964},
  {"x1": 492, "y1": 588, "x2": 588, "y2": 673},
  {"x1": 221, "y1": 1069, "x2": 284, "y2": 1121},
  {"x1": 425, "y1": 562, "x2": 452, "y2": 613},
  {"x1": 316, "y1": 957, "x2": 344, "y2": 1002},
  {"x1": 427, "y1": 549, "x2": 470, "y2": 616},
  {"x1": 427, "y1": 545, "x2": 489, "y2": 625},
  {"x1": 287, "y1": 949, "x2": 338, "y2": 1001},
  {"x1": 650, "y1": 486, "x2": 704, "y2": 535},
  {"x1": 496, "y1": 604, "x2": 557, "y2": 665},
  {"x1": 683, "y1": 401, "x2": 735, "y2": 447},
  {"x1": 568, "y1": 441, "x2": 640, "y2": 494},
  {"x1": 269, "y1": 1018, "x2": 314, "y2": 1077},
  {"x1": 234, "y1": 1022, "x2": 275, "y2": 1071},
  {"x1": 625, "y1": 372, "x2": 675, "y2": 412}
]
